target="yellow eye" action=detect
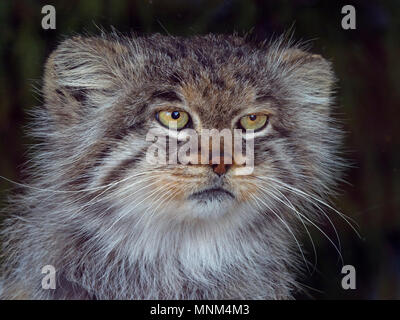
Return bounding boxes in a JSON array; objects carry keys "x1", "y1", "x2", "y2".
[
  {"x1": 157, "y1": 110, "x2": 189, "y2": 129},
  {"x1": 239, "y1": 114, "x2": 268, "y2": 131}
]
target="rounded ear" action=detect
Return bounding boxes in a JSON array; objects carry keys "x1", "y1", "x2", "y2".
[
  {"x1": 280, "y1": 48, "x2": 336, "y2": 110},
  {"x1": 43, "y1": 36, "x2": 130, "y2": 126}
]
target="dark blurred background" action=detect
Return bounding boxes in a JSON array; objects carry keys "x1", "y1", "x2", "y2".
[{"x1": 0, "y1": 0, "x2": 399, "y2": 299}]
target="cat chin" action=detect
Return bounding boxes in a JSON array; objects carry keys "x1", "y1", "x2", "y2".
[{"x1": 180, "y1": 198, "x2": 236, "y2": 220}]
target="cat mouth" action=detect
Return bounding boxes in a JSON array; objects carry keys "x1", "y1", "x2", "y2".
[{"x1": 188, "y1": 187, "x2": 235, "y2": 202}]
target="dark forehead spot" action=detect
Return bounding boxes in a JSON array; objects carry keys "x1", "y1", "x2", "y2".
[
  {"x1": 255, "y1": 92, "x2": 274, "y2": 103},
  {"x1": 168, "y1": 71, "x2": 183, "y2": 85},
  {"x1": 159, "y1": 48, "x2": 177, "y2": 61},
  {"x1": 235, "y1": 47, "x2": 245, "y2": 59},
  {"x1": 151, "y1": 90, "x2": 182, "y2": 103},
  {"x1": 202, "y1": 86, "x2": 210, "y2": 98},
  {"x1": 194, "y1": 50, "x2": 215, "y2": 70},
  {"x1": 175, "y1": 41, "x2": 188, "y2": 58},
  {"x1": 212, "y1": 77, "x2": 226, "y2": 89},
  {"x1": 233, "y1": 72, "x2": 256, "y2": 84}
]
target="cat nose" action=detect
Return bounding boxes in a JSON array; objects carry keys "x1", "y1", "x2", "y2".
[{"x1": 209, "y1": 156, "x2": 231, "y2": 176}]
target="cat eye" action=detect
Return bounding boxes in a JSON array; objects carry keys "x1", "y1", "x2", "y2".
[
  {"x1": 239, "y1": 114, "x2": 268, "y2": 131},
  {"x1": 156, "y1": 110, "x2": 190, "y2": 130}
]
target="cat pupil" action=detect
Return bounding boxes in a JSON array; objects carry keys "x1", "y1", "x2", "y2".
[
  {"x1": 249, "y1": 115, "x2": 257, "y2": 121},
  {"x1": 171, "y1": 111, "x2": 180, "y2": 119}
]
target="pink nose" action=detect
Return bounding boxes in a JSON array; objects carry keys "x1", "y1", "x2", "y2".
[{"x1": 209, "y1": 156, "x2": 231, "y2": 176}]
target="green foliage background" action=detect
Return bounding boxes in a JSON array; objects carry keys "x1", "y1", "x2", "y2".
[{"x1": 0, "y1": 0, "x2": 399, "y2": 299}]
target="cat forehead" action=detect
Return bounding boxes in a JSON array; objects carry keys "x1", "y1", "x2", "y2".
[
  {"x1": 137, "y1": 37, "x2": 273, "y2": 123},
  {"x1": 136, "y1": 34, "x2": 270, "y2": 83},
  {"x1": 144, "y1": 65, "x2": 268, "y2": 128},
  {"x1": 177, "y1": 75, "x2": 259, "y2": 123}
]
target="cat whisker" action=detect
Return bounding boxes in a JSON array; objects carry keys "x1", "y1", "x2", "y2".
[
  {"x1": 79, "y1": 176, "x2": 163, "y2": 220},
  {"x1": 264, "y1": 185, "x2": 318, "y2": 274},
  {"x1": 252, "y1": 189, "x2": 311, "y2": 273},
  {"x1": 264, "y1": 180, "x2": 344, "y2": 267},
  {"x1": 0, "y1": 169, "x2": 163, "y2": 195},
  {"x1": 123, "y1": 181, "x2": 178, "y2": 231},
  {"x1": 248, "y1": 193, "x2": 309, "y2": 272},
  {"x1": 143, "y1": 184, "x2": 180, "y2": 229},
  {"x1": 262, "y1": 176, "x2": 361, "y2": 239},
  {"x1": 256, "y1": 184, "x2": 343, "y2": 267},
  {"x1": 48, "y1": 174, "x2": 158, "y2": 221}
]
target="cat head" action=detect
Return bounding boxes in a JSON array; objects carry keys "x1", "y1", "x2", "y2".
[{"x1": 41, "y1": 33, "x2": 343, "y2": 226}]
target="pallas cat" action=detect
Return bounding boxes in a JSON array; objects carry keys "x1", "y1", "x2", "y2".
[{"x1": 0, "y1": 33, "x2": 347, "y2": 299}]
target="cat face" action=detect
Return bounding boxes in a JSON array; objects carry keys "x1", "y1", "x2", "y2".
[{"x1": 42, "y1": 34, "x2": 342, "y2": 226}]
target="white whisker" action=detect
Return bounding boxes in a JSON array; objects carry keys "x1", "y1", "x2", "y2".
[
  {"x1": 248, "y1": 193, "x2": 309, "y2": 272},
  {"x1": 258, "y1": 176, "x2": 361, "y2": 239}
]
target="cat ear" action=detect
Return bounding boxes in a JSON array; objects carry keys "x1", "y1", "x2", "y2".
[
  {"x1": 281, "y1": 49, "x2": 335, "y2": 109},
  {"x1": 43, "y1": 36, "x2": 129, "y2": 126}
]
